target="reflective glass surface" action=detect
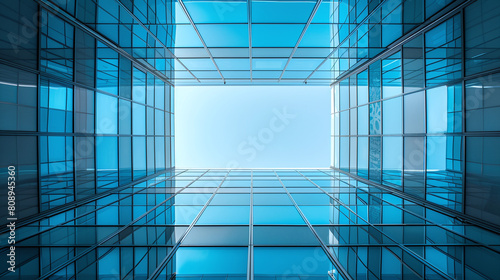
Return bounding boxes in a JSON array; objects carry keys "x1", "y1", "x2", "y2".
[
  {"x1": 1, "y1": 169, "x2": 499, "y2": 280},
  {"x1": 1, "y1": 0, "x2": 500, "y2": 279}
]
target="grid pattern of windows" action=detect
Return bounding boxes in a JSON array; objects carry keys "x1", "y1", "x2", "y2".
[
  {"x1": 0, "y1": 0, "x2": 175, "y2": 219},
  {"x1": 1, "y1": 170, "x2": 500, "y2": 279},
  {"x1": 1, "y1": 0, "x2": 500, "y2": 279},
  {"x1": 332, "y1": 0, "x2": 500, "y2": 226}
]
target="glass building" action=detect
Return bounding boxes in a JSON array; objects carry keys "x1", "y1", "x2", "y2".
[{"x1": 0, "y1": 0, "x2": 500, "y2": 279}]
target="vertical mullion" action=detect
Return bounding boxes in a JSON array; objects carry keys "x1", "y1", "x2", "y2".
[{"x1": 460, "y1": 7, "x2": 467, "y2": 216}]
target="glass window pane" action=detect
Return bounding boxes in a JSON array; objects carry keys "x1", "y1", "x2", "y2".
[
  {"x1": 427, "y1": 84, "x2": 462, "y2": 134},
  {"x1": 0, "y1": 0, "x2": 38, "y2": 68},
  {"x1": 40, "y1": 136, "x2": 74, "y2": 210},
  {"x1": 358, "y1": 105, "x2": 368, "y2": 135},
  {"x1": 358, "y1": 137, "x2": 369, "y2": 178},
  {"x1": 404, "y1": 137, "x2": 425, "y2": 198},
  {"x1": 404, "y1": 91, "x2": 425, "y2": 134},
  {"x1": 96, "y1": 136, "x2": 118, "y2": 190},
  {"x1": 383, "y1": 97, "x2": 402, "y2": 134},
  {"x1": 40, "y1": 9, "x2": 74, "y2": 80},
  {"x1": 383, "y1": 136, "x2": 402, "y2": 187},
  {"x1": 357, "y1": 70, "x2": 369, "y2": 104},
  {"x1": 197, "y1": 206, "x2": 250, "y2": 225},
  {"x1": 425, "y1": 15, "x2": 462, "y2": 86},
  {"x1": 97, "y1": 42, "x2": 119, "y2": 95},
  {"x1": 0, "y1": 64, "x2": 37, "y2": 131},
  {"x1": 465, "y1": 0, "x2": 500, "y2": 75},
  {"x1": 382, "y1": 52, "x2": 402, "y2": 98},
  {"x1": 254, "y1": 247, "x2": 334, "y2": 277},
  {"x1": 465, "y1": 74, "x2": 500, "y2": 132},
  {"x1": 176, "y1": 247, "x2": 247, "y2": 275},
  {"x1": 427, "y1": 136, "x2": 463, "y2": 211},
  {"x1": 40, "y1": 79, "x2": 73, "y2": 133},
  {"x1": 96, "y1": 93, "x2": 117, "y2": 134},
  {"x1": 403, "y1": 35, "x2": 424, "y2": 93},
  {"x1": 132, "y1": 103, "x2": 146, "y2": 135},
  {"x1": 75, "y1": 29, "x2": 95, "y2": 87},
  {"x1": 465, "y1": 137, "x2": 500, "y2": 225},
  {"x1": 183, "y1": 226, "x2": 248, "y2": 245}
]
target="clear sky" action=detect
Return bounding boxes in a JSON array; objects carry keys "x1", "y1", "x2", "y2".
[{"x1": 175, "y1": 86, "x2": 331, "y2": 168}]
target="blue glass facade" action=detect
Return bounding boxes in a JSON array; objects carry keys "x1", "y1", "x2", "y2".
[
  {"x1": 1, "y1": 169, "x2": 500, "y2": 279},
  {"x1": 0, "y1": 0, "x2": 175, "y2": 228},
  {"x1": 331, "y1": 0, "x2": 500, "y2": 227},
  {"x1": 1, "y1": 0, "x2": 500, "y2": 279}
]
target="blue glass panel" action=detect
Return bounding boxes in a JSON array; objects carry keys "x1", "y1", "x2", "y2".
[
  {"x1": 404, "y1": 136, "x2": 425, "y2": 198},
  {"x1": 253, "y1": 24, "x2": 304, "y2": 48},
  {"x1": 358, "y1": 105, "x2": 368, "y2": 135},
  {"x1": 465, "y1": 136, "x2": 500, "y2": 225},
  {"x1": 425, "y1": 15, "x2": 461, "y2": 86},
  {"x1": 382, "y1": 97, "x2": 402, "y2": 134},
  {"x1": 175, "y1": 24, "x2": 204, "y2": 48},
  {"x1": 40, "y1": 9, "x2": 74, "y2": 80},
  {"x1": 133, "y1": 137, "x2": 146, "y2": 179},
  {"x1": 382, "y1": 52, "x2": 402, "y2": 98},
  {"x1": 252, "y1": 1, "x2": 315, "y2": 23},
  {"x1": 198, "y1": 24, "x2": 249, "y2": 47},
  {"x1": 299, "y1": 24, "x2": 332, "y2": 47},
  {"x1": 119, "y1": 136, "x2": 132, "y2": 185},
  {"x1": 96, "y1": 93, "x2": 118, "y2": 134},
  {"x1": 39, "y1": 79, "x2": 73, "y2": 133},
  {"x1": 339, "y1": 79, "x2": 350, "y2": 111},
  {"x1": 96, "y1": 136, "x2": 118, "y2": 190},
  {"x1": 465, "y1": 74, "x2": 500, "y2": 132},
  {"x1": 254, "y1": 247, "x2": 333, "y2": 276},
  {"x1": 465, "y1": 0, "x2": 500, "y2": 75},
  {"x1": 176, "y1": 247, "x2": 247, "y2": 275},
  {"x1": 427, "y1": 84, "x2": 462, "y2": 134},
  {"x1": 98, "y1": 248, "x2": 119, "y2": 278},
  {"x1": 133, "y1": 68, "x2": 147, "y2": 103},
  {"x1": 40, "y1": 136, "x2": 74, "y2": 210},
  {"x1": 426, "y1": 0, "x2": 453, "y2": 19},
  {"x1": 211, "y1": 194, "x2": 250, "y2": 205},
  {"x1": 358, "y1": 137, "x2": 369, "y2": 178},
  {"x1": 382, "y1": 4, "x2": 402, "y2": 47},
  {"x1": 254, "y1": 226, "x2": 319, "y2": 245},
  {"x1": 403, "y1": 35, "x2": 424, "y2": 93},
  {"x1": 357, "y1": 70, "x2": 369, "y2": 105},
  {"x1": 382, "y1": 136, "x2": 402, "y2": 187},
  {"x1": 185, "y1": 2, "x2": 247, "y2": 23},
  {"x1": 404, "y1": 91, "x2": 425, "y2": 134},
  {"x1": 183, "y1": 226, "x2": 249, "y2": 245},
  {"x1": 340, "y1": 137, "x2": 349, "y2": 172},
  {"x1": 0, "y1": 0, "x2": 38, "y2": 68},
  {"x1": 197, "y1": 206, "x2": 250, "y2": 225},
  {"x1": 427, "y1": 136, "x2": 463, "y2": 211},
  {"x1": 96, "y1": 42, "x2": 119, "y2": 95},
  {"x1": 0, "y1": 64, "x2": 37, "y2": 131},
  {"x1": 132, "y1": 103, "x2": 146, "y2": 135}
]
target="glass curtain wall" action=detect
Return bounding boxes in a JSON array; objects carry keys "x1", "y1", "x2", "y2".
[
  {"x1": 0, "y1": 0, "x2": 175, "y2": 220},
  {"x1": 331, "y1": 0, "x2": 500, "y2": 226},
  {"x1": 2, "y1": 169, "x2": 500, "y2": 279}
]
